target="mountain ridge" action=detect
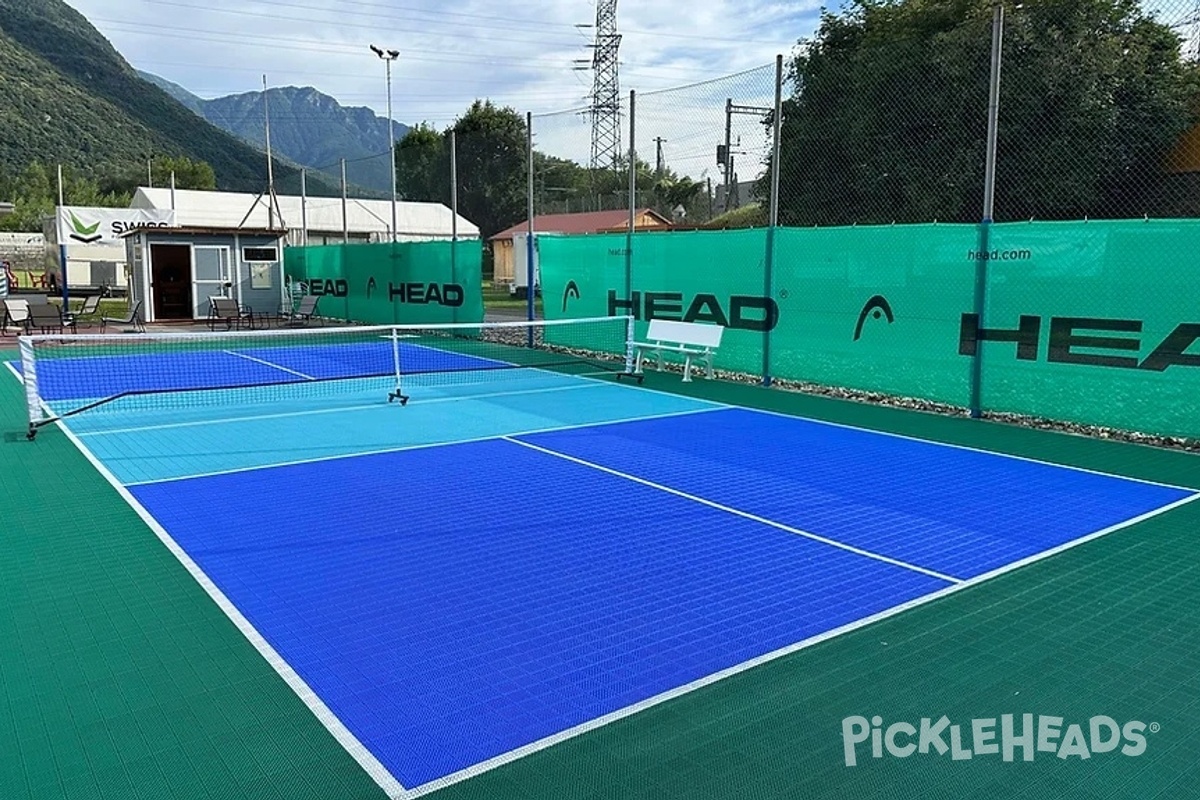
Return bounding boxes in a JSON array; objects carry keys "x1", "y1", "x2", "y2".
[
  {"x1": 137, "y1": 71, "x2": 409, "y2": 194},
  {"x1": 0, "y1": 0, "x2": 345, "y2": 197}
]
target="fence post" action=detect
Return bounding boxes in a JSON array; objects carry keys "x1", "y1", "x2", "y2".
[
  {"x1": 340, "y1": 158, "x2": 348, "y2": 244},
  {"x1": 970, "y1": 2, "x2": 1005, "y2": 418},
  {"x1": 627, "y1": 89, "x2": 636, "y2": 307},
  {"x1": 526, "y1": 111, "x2": 536, "y2": 346},
  {"x1": 450, "y1": 130, "x2": 458, "y2": 323},
  {"x1": 762, "y1": 54, "x2": 784, "y2": 386}
]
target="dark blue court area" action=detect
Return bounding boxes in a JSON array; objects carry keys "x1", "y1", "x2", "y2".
[
  {"x1": 124, "y1": 407, "x2": 1191, "y2": 789},
  {"x1": 19, "y1": 340, "x2": 505, "y2": 402}
]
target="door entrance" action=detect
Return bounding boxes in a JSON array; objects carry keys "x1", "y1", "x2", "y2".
[
  {"x1": 192, "y1": 246, "x2": 232, "y2": 319},
  {"x1": 149, "y1": 244, "x2": 192, "y2": 320}
]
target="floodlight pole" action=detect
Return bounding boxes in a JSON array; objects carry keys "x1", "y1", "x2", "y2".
[
  {"x1": 969, "y1": 2, "x2": 1005, "y2": 419},
  {"x1": 372, "y1": 45, "x2": 400, "y2": 242}
]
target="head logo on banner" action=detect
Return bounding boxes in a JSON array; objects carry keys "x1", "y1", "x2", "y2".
[{"x1": 56, "y1": 207, "x2": 176, "y2": 245}]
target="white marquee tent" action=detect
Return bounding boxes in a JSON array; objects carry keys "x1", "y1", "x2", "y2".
[{"x1": 130, "y1": 188, "x2": 479, "y2": 245}]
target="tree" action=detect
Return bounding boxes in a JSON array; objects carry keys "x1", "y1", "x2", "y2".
[
  {"x1": 763, "y1": 0, "x2": 1200, "y2": 225},
  {"x1": 450, "y1": 101, "x2": 529, "y2": 238},
  {"x1": 96, "y1": 155, "x2": 217, "y2": 197},
  {"x1": 395, "y1": 124, "x2": 449, "y2": 204},
  {"x1": 0, "y1": 161, "x2": 130, "y2": 232}
]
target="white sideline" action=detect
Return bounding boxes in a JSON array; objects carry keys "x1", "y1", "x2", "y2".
[
  {"x1": 399, "y1": 488, "x2": 1200, "y2": 798},
  {"x1": 3, "y1": 360, "x2": 406, "y2": 797}
]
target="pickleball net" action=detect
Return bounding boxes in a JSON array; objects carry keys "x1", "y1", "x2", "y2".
[{"x1": 17, "y1": 315, "x2": 635, "y2": 438}]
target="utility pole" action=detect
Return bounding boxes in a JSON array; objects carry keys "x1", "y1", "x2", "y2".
[
  {"x1": 719, "y1": 98, "x2": 772, "y2": 212},
  {"x1": 654, "y1": 137, "x2": 666, "y2": 180}
]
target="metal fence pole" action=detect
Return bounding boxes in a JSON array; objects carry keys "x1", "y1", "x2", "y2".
[
  {"x1": 526, "y1": 111, "x2": 536, "y2": 345},
  {"x1": 762, "y1": 54, "x2": 784, "y2": 385},
  {"x1": 56, "y1": 164, "x2": 68, "y2": 307},
  {"x1": 300, "y1": 168, "x2": 308, "y2": 246},
  {"x1": 340, "y1": 158, "x2": 349, "y2": 244},
  {"x1": 970, "y1": 2, "x2": 1005, "y2": 418},
  {"x1": 450, "y1": 130, "x2": 459, "y2": 323},
  {"x1": 626, "y1": 89, "x2": 636, "y2": 305}
]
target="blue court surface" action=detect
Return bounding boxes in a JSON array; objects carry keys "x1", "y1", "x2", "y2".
[{"x1": 13, "y1": 342, "x2": 1195, "y2": 792}]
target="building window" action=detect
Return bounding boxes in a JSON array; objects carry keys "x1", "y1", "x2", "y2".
[
  {"x1": 243, "y1": 246, "x2": 278, "y2": 263},
  {"x1": 249, "y1": 263, "x2": 273, "y2": 289}
]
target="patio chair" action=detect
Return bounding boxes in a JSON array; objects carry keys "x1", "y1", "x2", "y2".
[
  {"x1": 62, "y1": 294, "x2": 101, "y2": 329},
  {"x1": 281, "y1": 294, "x2": 321, "y2": 327},
  {"x1": 208, "y1": 296, "x2": 253, "y2": 331},
  {"x1": 101, "y1": 300, "x2": 146, "y2": 333},
  {"x1": 27, "y1": 302, "x2": 64, "y2": 334},
  {"x1": 2, "y1": 299, "x2": 30, "y2": 335}
]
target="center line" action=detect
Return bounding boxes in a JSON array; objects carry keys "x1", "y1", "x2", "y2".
[
  {"x1": 223, "y1": 350, "x2": 316, "y2": 380},
  {"x1": 502, "y1": 436, "x2": 964, "y2": 585}
]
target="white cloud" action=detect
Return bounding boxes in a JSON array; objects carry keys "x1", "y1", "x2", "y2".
[{"x1": 64, "y1": 0, "x2": 822, "y2": 178}]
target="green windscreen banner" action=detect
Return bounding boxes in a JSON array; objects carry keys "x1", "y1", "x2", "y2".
[
  {"x1": 977, "y1": 219, "x2": 1200, "y2": 437},
  {"x1": 769, "y1": 225, "x2": 976, "y2": 406},
  {"x1": 539, "y1": 220, "x2": 1200, "y2": 440},
  {"x1": 539, "y1": 229, "x2": 771, "y2": 374},
  {"x1": 282, "y1": 240, "x2": 484, "y2": 325}
]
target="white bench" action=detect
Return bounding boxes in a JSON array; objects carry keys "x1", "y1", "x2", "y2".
[{"x1": 632, "y1": 319, "x2": 724, "y2": 382}]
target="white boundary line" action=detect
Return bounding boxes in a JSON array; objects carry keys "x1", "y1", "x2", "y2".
[
  {"x1": 222, "y1": 349, "x2": 316, "y2": 380},
  {"x1": 10, "y1": 358, "x2": 1200, "y2": 797},
  {"x1": 566, "y1": 371, "x2": 1199, "y2": 493},
  {"x1": 76, "y1": 381, "x2": 609, "y2": 438},
  {"x1": 399, "y1": 488, "x2": 1200, "y2": 798},
  {"x1": 502, "y1": 437, "x2": 962, "y2": 584},
  {"x1": 123, "y1": 406, "x2": 728, "y2": 487},
  {"x1": 2, "y1": 360, "x2": 406, "y2": 798}
]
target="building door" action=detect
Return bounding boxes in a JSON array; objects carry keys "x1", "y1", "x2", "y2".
[
  {"x1": 192, "y1": 246, "x2": 232, "y2": 319},
  {"x1": 149, "y1": 244, "x2": 192, "y2": 320}
]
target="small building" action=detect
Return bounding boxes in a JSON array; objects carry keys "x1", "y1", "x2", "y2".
[
  {"x1": 122, "y1": 226, "x2": 288, "y2": 322},
  {"x1": 130, "y1": 187, "x2": 479, "y2": 245},
  {"x1": 489, "y1": 209, "x2": 671, "y2": 286}
]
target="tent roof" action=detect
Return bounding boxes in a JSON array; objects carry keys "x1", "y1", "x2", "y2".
[{"x1": 131, "y1": 188, "x2": 479, "y2": 238}]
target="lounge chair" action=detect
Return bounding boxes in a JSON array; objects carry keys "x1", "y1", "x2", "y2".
[{"x1": 101, "y1": 300, "x2": 145, "y2": 333}]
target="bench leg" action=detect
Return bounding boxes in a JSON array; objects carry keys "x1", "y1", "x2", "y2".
[
  {"x1": 634, "y1": 348, "x2": 645, "y2": 375},
  {"x1": 655, "y1": 350, "x2": 664, "y2": 372},
  {"x1": 682, "y1": 355, "x2": 693, "y2": 382},
  {"x1": 705, "y1": 352, "x2": 714, "y2": 379}
]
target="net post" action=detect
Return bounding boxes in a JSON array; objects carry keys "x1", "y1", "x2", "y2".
[
  {"x1": 18, "y1": 335, "x2": 43, "y2": 438},
  {"x1": 386, "y1": 326, "x2": 409, "y2": 405},
  {"x1": 624, "y1": 314, "x2": 635, "y2": 374}
]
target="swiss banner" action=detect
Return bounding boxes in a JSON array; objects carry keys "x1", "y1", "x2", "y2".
[{"x1": 56, "y1": 206, "x2": 176, "y2": 245}]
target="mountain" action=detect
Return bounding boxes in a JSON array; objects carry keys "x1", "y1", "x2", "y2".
[
  {"x1": 0, "y1": 0, "x2": 342, "y2": 196},
  {"x1": 138, "y1": 72, "x2": 409, "y2": 195},
  {"x1": 138, "y1": 71, "x2": 205, "y2": 115}
]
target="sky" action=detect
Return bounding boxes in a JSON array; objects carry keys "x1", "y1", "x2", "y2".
[{"x1": 64, "y1": 0, "x2": 825, "y2": 181}]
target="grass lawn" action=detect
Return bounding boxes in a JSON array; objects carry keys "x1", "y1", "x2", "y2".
[{"x1": 483, "y1": 279, "x2": 543, "y2": 312}]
